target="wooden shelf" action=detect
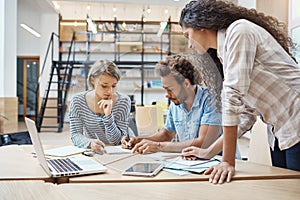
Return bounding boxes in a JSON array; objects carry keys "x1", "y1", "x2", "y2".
[
  {"x1": 116, "y1": 41, "x2": 142, "y2": 45},
  {"x1": 59, "y1": 18, "x2": 186, "y2": 105},
  {"x1": 135, "y1": 87, "x2": 164, "y2": 91},
  {"x1": 60, "y1": 50, "x2": 169, "y2": 54}
]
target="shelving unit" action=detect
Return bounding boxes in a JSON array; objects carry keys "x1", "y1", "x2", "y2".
[{"x1": 59, "y1": 17, "x2": 188, "y2": 105}]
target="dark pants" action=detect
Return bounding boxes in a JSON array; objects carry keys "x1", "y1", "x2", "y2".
[{"x1": 271, "y1": 138, "x2": 300, "y2": 171}]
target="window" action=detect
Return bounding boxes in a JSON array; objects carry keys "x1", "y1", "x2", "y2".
[{"x1": 289, "y1": 0, "x2": 300, "y2": 64}]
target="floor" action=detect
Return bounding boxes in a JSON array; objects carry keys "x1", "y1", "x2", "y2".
[{"x1": 16, "y1": 121, "x2": 250, "y2": 159}]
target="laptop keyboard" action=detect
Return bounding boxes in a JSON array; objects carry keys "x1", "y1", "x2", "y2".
[{"x1": 47, "y1": 158, "x2": 83, "y2": 173}]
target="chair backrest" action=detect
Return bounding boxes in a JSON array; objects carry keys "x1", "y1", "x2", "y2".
[
  {"x1": 135, "y1": 105, "x2": 159, "y2": 136},
  {"x1": 248, "y1": 116, "x2": 272, "y2": 166},
  {"x1": 128, "y1": 116, "x2": 138, "y2": 137}
]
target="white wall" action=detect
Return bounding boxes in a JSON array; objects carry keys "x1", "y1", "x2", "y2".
[
  {"x1": 238, "y1": 0, "x2": 256, "y2": 8},
  {"x1": 39, "y1": 13, "x2": 59, "y2": 96},
  {"x1": 17, "y1": 0, "x2": 41, "y2": 56},
  {"x1": 256, "y1": 0, "x2": 288, "y2": 24},
  {"x1": 1, "y1": 0, "x2": 17, "y2": 97},
  {"x1": 17, "y1": 0, "x2": 58, "y2": 96},
  {"x1": 0, "y1": 0, "x2": 4, "y2": 97}
]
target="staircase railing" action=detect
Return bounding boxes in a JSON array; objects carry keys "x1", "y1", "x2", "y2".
[
  {"x1": 36, "y1": 32, "x2": 59, "y2": 125},
  {"x1": 36, "y1": 32, "x2": 76, "y2": 132}
]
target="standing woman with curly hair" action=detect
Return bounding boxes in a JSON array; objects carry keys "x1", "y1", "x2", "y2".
[{"x1": 179, "y1": 0, "x2": 300, "y2": 184}]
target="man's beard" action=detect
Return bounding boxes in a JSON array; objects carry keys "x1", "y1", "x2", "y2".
[{"x1": 172, "y1": 86, "x2": 188, "y2": 106}]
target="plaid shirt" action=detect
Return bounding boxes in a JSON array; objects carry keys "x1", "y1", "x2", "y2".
[{"x1": 217, "y1": 19, "x2": 300, "y2": 150}]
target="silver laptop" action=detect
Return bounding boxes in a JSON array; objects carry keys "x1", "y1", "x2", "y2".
[{"x1": 25, "y1": 117, "x2": 107, "y2": 177}]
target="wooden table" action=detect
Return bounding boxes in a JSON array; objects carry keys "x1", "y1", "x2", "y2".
[
  {"x1": 69, "y1": 153, "x2": 300, "y2": 183},
  {"x1": 1, "y1": 179, "x2": 299, "y2": 200},
  {"x1": 0, "y1": 145, "x2": 53, "y2": 182},
  {"x1": 0, "y1": 181, "x2": 68, "y2": 200},
  {"x1": 1, "y1": 145, "x2": 299, "y2": 184},
  {"x1": 58, "y1": 179, "x2": 300, "y2": 200}
]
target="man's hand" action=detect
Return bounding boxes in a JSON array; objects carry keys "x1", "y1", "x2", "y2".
[
  {"x1": 204, "y1": 162, "x2": 235, "y2": 184},
  {"x1": 132, "y1": 139, "x2": 160, "y2": 154},
  {"x1": 121, "y1": 136, "x2": 138, "y2": 149}
]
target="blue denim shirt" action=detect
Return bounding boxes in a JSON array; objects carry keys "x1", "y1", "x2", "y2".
[{"x1": 164, "y1": 85, "x2": 222, "y2": 142}]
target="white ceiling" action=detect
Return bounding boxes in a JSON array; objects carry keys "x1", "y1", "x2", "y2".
[
  {"x1": 51, "y1": 0, "x2": 191, "y2": 6},
  {"x1": 40, "y1": 0, "x2": 191, "y2": 13},
  {"x1": 41, "y1": 0, "x2": 192, "y2": 21},
  {"x1": 26, "y1": 0, "x2": 239, "y2": 21},
  {"x1": 31, "y1": 0, "x2": 238, "y2": 14}
]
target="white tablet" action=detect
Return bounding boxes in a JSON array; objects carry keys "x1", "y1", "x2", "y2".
[{"x1": 122, "y1": 162, "x2": 164, "y2": 177}]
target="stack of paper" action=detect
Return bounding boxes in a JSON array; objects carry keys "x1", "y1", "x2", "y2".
[{"x1": 163, "y1": 157, "x2": 221, "y2": 175}]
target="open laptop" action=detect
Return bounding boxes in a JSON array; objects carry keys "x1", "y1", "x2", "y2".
[{"x1": 25, "y1": 117, "x2": 107, "y2": 177}]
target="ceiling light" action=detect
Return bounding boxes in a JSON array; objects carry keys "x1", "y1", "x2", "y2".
[
  {"x1": 20, "y1": 23, "x2": 41, "y2": 38},
  {"x1": 122, "y1": 21, "x2": 127, "y2": 28},
  {"x1": 157, "y1": 21, "x2": 167, "y2": 37},
  {"x1": 86, "y1": 17, "x2": 97, "y2": 34},
  {"x1": 53, "y1": 1, "x2": 60, "y2": 10},
  {"x1": 60, "y1": 22, "x2": 86, "y2": 26},
  {"x1": 147, "y1": 6, "x2": 151, "y2": 14}
]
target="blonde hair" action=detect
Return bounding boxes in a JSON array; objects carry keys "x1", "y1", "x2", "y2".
[{"x1": 87, "y1": 60, "x2": 121, "y2": 89}]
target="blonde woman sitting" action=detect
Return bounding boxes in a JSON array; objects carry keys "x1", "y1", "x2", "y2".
[{"x1": 69, "y1": 60, "x2": 134, "y2": 152}]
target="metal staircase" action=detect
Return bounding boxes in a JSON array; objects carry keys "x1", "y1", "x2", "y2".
[
  {"x1": 36, "y1": 61, "x2": 73, "y2": 132},
  {"x1": 36, "y1": 33, "x2": 75, "y2": 132}
]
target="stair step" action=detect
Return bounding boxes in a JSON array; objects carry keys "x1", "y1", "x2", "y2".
[
  {"x1": 38, "y1": 61, "x2": 73, "y2": 133},
  {"x1": 43, "y1": 116, "x2": 60, "y2": 118},
  {"x1": 50, "y1": 81, "x2": 70, "y2": 84},
  {"x1": 40, "y1": 126, "x2": 60, "y2": 128},
  {"x1": 45, "y1": 89, "x2": 67, "y2": 92},
  {"x1": 45, "y1": 106, "x2": 58, "y2": 109}
]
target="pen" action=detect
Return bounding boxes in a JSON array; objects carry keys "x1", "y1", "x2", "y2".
[
  {"x1": 94, "y1": 133, "x2": 106, "y2": 154},
  {"x1": 125, "y1": 133, "x2": 131, "y2": 149}
]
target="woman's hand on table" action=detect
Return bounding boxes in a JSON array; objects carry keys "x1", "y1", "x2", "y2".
[{"x1": 204, "y1": 162, "x2": 235, "y2": 184}]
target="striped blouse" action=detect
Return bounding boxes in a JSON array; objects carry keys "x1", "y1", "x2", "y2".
[{"x1": 69, "y1": 91, "x2": 134, "y2": 148}]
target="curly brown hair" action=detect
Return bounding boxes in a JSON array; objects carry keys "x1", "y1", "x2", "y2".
[
  {"x1": 156, "y1": 55, "x2": 197, "y2": 85},
  {"x1": 179, "y1": 0, "x2": 296, "y2": 59},
  {"x1": 156, "y1": 54, "x2": 223, "y2": 112}
]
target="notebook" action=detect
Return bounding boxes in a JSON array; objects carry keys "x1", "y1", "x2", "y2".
[{"x1": 25, "y1": 117, "x2": 107, "y2": 177}]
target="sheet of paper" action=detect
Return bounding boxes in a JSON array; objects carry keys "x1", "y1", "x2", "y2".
[
  {"x1": 144, "y1": 152, "x2": 181, "y2": 161},
  {"x1": 163, "y1": 159, "x2": 220, "y2": 174},
  {"x1": 163, "y1": 168, "x2": 191, "y2": 176},
  {"x1": 104, "y1": 146, "x2": 132, "y2": 154},
  {"x1": 164, "y1": 157, "x2": 217, "y2": 166},
  {"x1": 43, "y1": 146, "x2": 86, "y2": 157}
]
